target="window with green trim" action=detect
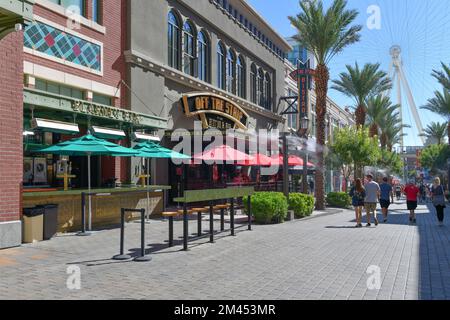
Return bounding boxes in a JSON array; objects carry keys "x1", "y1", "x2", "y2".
[
  {"x1": 35, "y1": 79, "x2": 84, "y2": 100},
  {"x1": 92, "y1": 93, "x2": 112, "y2": 105}
]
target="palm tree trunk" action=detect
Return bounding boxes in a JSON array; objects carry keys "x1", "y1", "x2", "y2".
[
  {"x1": 448, "y1": 121, "x2": 450, "y2": 145},
  {"x1": 355, "y1": 104, "x2": 366, "y2": 128},
  {"x1": 369, "y1": 124, "x2": 378, "y2": 138},
  {"x1": 314, "y1": 64, "x2": 329, "y2": 210},
  {"x1": 380, "y1": 133, "x2": 387, "y2": 150}
]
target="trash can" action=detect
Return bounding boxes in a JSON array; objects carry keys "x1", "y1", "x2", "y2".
[
  {"x1": 22, "y1": 207, "x2": 44, "y2": 243},
  {"x1": 40, "y1": 204, "x2": 58, "y2": 240}
]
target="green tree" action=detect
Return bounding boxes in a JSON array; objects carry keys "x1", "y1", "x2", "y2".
[
  {"x1": 420, "y1": 122, "x2": 448, "y2": 145},
  {"x1": 329, "y1": 127, "x2": 380, "y2": 180},
  {"x1": 366, "y1": 95, "x2": 399, "y2": 139},
  {"x1": 289, "y1": 0, "x2": 362, "y2": 210},
  {"x1": 377, "y1": 149, "x2": 403, "y2": 176},
  {"x1": 421, "y1": 90, "x2": 450, "y2": 144},
  {"x1": 332, "y1": 63, "x2": 392, "y2": 128},
  {"x1": 432, "y1": 62, "x2": 450, "y2": 91},
  {"x1": 419, "y1": 144, "x2": 450, "y2": 176}
]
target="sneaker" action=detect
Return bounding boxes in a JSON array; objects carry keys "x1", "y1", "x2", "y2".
[
  {"x1": 383, "y1": 218, "x2": 388, "y2": 223},
  {"x1": 374, "y1": 219, "x2": 379, "y2": 226},
  {"x1": 409, "y1": 217, "x2": 413, "y2": 223},
  {"x1": 366, "y1": 223, "x2": 371, "y2": 227}
]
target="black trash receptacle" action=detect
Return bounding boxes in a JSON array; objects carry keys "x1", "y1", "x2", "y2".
[{"x1": 39, "y1": 204, "x2": 58, "y2": 240}]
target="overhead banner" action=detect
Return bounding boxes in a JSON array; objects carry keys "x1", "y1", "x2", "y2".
[{"x1": 181, "y1": 93, "x2": 249, "y2": 130}]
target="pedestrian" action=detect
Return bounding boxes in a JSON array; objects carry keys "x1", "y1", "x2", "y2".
[
  {"x1": 395, "y1": 184, "x2": 402, "y2": 201},
  {"x1": 379, "y1": 177, "x2": 393, "y2": 223},
  {"x1": 309, "y1": 179, "x2": 315, "y2": 195},
  {"x1": 364, "y1": 174, "x2": 380, "y2": 227},
  {"x1": 431, "y1": 177, "x2": 447, "y2": 226},
  {"x1": 403, "y1": 181, "x2": 420, "y2": 224},
  {"x1": 349, "y1": 178, "x2": 366, "y2": 228},
  {"x1": 419, "y1": 184, "x2": 426, "y2": 204}
]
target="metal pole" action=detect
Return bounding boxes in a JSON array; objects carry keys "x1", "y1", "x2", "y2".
[
  {"x1": 283, "y1": 134, "x2": 289, "y2": 200},
  {"x1": 183, "y1": 202, "x2": 188, "y2": 251},
  {"x1": 77, "y1": 192, "x2": 91, "y2": 236},
  {"x1": 303, "y1": 144, "x2": 308, "y2": 194},
  {"x1": 112, "y1": 209, "x2": 131, "y2": 260},
  {"x1": 146, "y1": 157, "x2": 150, "y2": 220},
  {"x1": 135, "y1": 208, "x2": 152, "y2": 262},
  {"x1": 88, "y1": 153, "x2": 92, "y2": 231},
  {"x1": 230, "y1": 198, "x2": 235, "y2": 236},
  {"x1": 247, "y1": 195, "x2": 252, "y2": 231},
  {"x1": 209, "y1": 201, "x2": 214, "y2": 243}
]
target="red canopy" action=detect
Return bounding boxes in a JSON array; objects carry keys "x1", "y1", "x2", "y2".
[
  {"x1": 193, "y1": 145, "x2": 253, "y2": 162},
  {"x1": 236, "y1": 153, "x2": 274, "y2": 166},
  {"x1": 269, "y1": 154, "x2": 315, "y2": 167}
]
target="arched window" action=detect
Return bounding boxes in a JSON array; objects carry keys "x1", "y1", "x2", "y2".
[
  {"x1": 197, "y1": 31, "x2": 209, "y2": 82},
  {"x1": 236, "y1": 55, "x2": 246, "y2": 98},
  {"x1": 168, "y1": 11, "x2": 181, "y2": 70},
  {"x1": 217, "y1": 42, "x2": 226, "y2": 90},
  {"x1": 226, "y1": 49, "x2": 236, "y2": 94},
  {"x1": 257, "y1": 68, "x2": 264, "y2": 107},
  {"x1": 250, "y1": 64, "x2": 257, "y2": 104},
  {"x1": 264, "y1": 73, "x2": 271, "y2": 110},
  {"x1": 183, "y1": 21, "x2": 196, "y2": 76}
]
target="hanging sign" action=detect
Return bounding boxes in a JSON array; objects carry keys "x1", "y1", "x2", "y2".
[{"x1": 181, "y1": 93, "x2": 249, "y2": 130}]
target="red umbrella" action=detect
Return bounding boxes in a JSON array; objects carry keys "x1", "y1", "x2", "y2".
[
  {"x1": 193, "y1": 144, "x2": 253, "y2": 163},
  {"x1": 269, "y1": 154, "x2": 315, "y2": 167},
  {"x1": 236, "y1": 153, "x2": 273, "y2": 166}
]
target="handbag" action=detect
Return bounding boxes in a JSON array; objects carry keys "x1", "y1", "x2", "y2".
[{"x1": 433, "y1": 185, "x2": 446, "y2": 207}]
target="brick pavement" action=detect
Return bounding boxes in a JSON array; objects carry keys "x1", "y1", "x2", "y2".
[{"x1": 0, "y1": 201, "x2": 449, "y2": 300}]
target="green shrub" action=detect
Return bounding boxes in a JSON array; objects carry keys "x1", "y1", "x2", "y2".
[
  {"x1": 244, "y1": 192, "x2": 288, "y2": 224},
  {"x1": 326, "y1": 192, "x2": 351, "y2": 208},
  {"x1": 289, "y1": 193, "x2": 315, "y2": 218}
]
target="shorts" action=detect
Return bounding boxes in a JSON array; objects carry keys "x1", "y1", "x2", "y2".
[
  {"x1": 407, "y1": 201, "x2": 417, "y2": 210},
  {"x1": 380, "y1": 199, "x2": 391, "y2": 209},
  {"x1": 365, "y1": 202, "x2": 377, "y2": 213}
]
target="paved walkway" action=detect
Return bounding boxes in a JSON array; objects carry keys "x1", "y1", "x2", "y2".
[{"x1": 1, "y1": 201, "x2": 449, "y2": 300}]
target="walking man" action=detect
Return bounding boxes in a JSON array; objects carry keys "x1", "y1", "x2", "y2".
[
  {"x1": 403, "y1": 180, "x2": 420, "y2": 224},
  {"x1": 380, "y1": 177, "x2": 393, "y2": 223},
  {"x1": 364, "y1": 174, "x2": 380, "y2": 227}
]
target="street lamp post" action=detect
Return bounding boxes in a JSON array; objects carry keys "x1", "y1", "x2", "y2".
[
  {"x1": 300, "y1": 116, "x2": 309, "y2": 194},
  {"x1": 447, "y1": 158, "x2": 450, "y2": 195}
]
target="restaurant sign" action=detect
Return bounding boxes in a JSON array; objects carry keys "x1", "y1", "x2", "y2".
[
  {"x1": 72, "y1": 101, "x2": 142, "y2": 125},
  {"x1": 181, "y1": 93, "x2": 249, "y2": 130}
]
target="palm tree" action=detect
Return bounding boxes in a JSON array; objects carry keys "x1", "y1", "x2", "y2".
[
  {"x1": 381, "y1": 122, "x2": 408, "y2": 152},
  {"x1": 420, "y1": 122, "x2": 448, "y2": 145},
  {"x1": 289, "y1": 0, "x2": 361, "y2": 210},
  {"x1": 332, "y1": 62, "x2": 392, "y2": 127},
  {"x1": 421, "y1": 90, "x2": 450, "y2": 144},
  {"x1": 432, "y1": 62, "x2": 450, "y2": 91},
  {"x1": 366, "y1": 95, "x2": 399, "y2": 139}
]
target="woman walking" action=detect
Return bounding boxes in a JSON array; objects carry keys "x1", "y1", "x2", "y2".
[
  {"x1": 431, "y1": 177, "x2": 447, "y2": 226},
  {"x1": 349, "y1": 179, "x2": 366, "y2": 228}
]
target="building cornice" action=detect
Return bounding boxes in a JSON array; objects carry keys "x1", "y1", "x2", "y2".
[{"x1": 124, "y1": 49, "x2": 285, "y2": 123}]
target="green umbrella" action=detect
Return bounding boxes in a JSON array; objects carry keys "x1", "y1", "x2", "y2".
[
  {"x1": 133, "y1": 141, "x2": 190, "y2": 218},
  {"x1": 38, "y1": 134, "x2": 138, "y2": 231}
]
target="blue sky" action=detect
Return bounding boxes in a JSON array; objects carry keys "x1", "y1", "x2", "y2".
[{"x1": 248, "y1": 0, "x2": 449, "y2": 147}]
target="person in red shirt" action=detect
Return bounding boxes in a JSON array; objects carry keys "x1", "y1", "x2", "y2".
[{"x1": 403, "y1": 181, "x2": 420, "y2": 224}]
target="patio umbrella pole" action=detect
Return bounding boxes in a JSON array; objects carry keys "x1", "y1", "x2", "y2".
[
  {"x1": 88, "y1": 153, "x2": 92, "y2": 231},
  {"x1": 146, "y1": 157, "x2": 150, "y2": 221}
]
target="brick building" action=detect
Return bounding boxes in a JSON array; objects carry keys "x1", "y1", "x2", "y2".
[{"x1": 0, "y1": 0, "x2": 167, "y2": 249}]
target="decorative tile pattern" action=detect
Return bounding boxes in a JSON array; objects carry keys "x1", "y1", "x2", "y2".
[{"x1": 24, "y1": 22, "x2": 101, "y2": 72}]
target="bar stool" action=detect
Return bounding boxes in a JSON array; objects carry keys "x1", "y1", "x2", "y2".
[
  {"x1": 215, "y1": 204, "x2": 229, "y2": 231},
  {"x1": 162, "y1": 211, "x2": 179, "y2": 247},
  {"x1": 191, "y1": 207, "x2": 209, "y2": 236}
]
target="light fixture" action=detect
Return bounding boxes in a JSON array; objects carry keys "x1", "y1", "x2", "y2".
[
  {"x1": 132, "y1": 132, "x2": 161, "y2": 142},
  {"x1": 31, "y1": 118, "x2": 79, "y2": 135},
  {"x1": 91, "y1": 126, "x2": 126, "y2": 140},
  {"x1": 23, "y1": 131, "x2": 35, "y2": 136},
  {"x1": 300, "y1": 116, "x2": 309, "y2": 130}
]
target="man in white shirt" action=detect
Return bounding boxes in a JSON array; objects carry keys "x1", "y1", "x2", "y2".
[{"x1": 364, "y1": 174, "x2": 381, "y2": 227}]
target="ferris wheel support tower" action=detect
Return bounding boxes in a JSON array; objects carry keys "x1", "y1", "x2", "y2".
[{"x1": 385, "y1": 45, "x2": 425, "y2": 149}]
